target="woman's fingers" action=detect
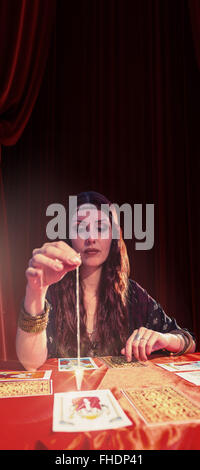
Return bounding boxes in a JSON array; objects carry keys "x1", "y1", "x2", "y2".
[
  {"x1": 145, "y1": 333, "x2": 158, "y2": 357},
  {"x1": 25, "y1": 267, "x2": 43, "y2": 288},
  {"x1": 122, "y1": 328, "x2": 163, "y2": 362},
  {"x1": 29, "y1": 253, "x2": 65, "y2": 272},
  {"x1": 26, "y1": 241, "x2": 82, "y2": 290},
  {"x1": 124, "y1": 329, "x2": 140, "y2": 362},
  {"x1": 127, "y1": 331, "x2": 138, "y2": 361},
  {"x1": 131, "y1": 329, "x2": 150, "y2": 361},
  {"x1": 32, "y1": 242, "x2": 81, "y2": 267},
  {"x1": 30, "y1": 244, "x2": 82, "y2": 273}
]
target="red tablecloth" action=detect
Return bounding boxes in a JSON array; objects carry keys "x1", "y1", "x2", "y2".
[{"x1": 0, "y1": 353, "x2": 200, "y2": 450}]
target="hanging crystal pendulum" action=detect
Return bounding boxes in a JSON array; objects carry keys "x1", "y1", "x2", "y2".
[{"x1": 75, "y1": 265, "x2": 83, "y2": 390}]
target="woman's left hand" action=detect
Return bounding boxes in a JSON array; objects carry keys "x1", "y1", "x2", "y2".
[{"x1": 121, "y1": 327, "x2": 179, "y2": 362}]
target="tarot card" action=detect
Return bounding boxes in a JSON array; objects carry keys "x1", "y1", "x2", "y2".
[
  {"x1": 176, "y1": 370, "x2": 200, "y2": 385},
  {"x1": 53, "y1": 389, "x2": 132, "y2": 432},
  {"x1": 122, "y1": 386, "x2": 200, "y2": 425},
  {"x1": 0, "y1": 379, "x2": 52, "y2": 398},
  {"x1": 0, "y1": 370, "x2": 52, "y2": 381},
  {"x1": 58, "y1": 357, "x2": 98, "y2": 371},
  {"x1": 156, "y1": 361, "x2": 200, "y2": 372},
  {"x1": 100, "y1": 356, "x2": 147, "y2": 369}
]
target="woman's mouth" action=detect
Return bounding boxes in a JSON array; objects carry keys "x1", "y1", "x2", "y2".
[{"x1": 84, "y1": 249, "x2": 100, "y2": 256}]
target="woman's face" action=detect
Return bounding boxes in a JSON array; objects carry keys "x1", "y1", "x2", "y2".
[{"x1": 70, "y1": 206, "x2": 112, "y2": 268}]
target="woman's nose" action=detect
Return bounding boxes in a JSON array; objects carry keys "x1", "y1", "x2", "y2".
[
  {"x1": 85, "y1": 235, "x2": 97, "y2": 245},
  {"x1": 85, "y1": 225, "x2": 98, "y2": 243}
]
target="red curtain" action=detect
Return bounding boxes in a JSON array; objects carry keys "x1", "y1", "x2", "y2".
[
  {"x1": 0, "y1": 0, "x2": 200, "y2": 359},
  {"x1": 188, "y1": 0, "x2": 200, "y2": 69},
  {"x1": 0, "y1": 0, "x2": 56, "y2": 145},
  {"x1": 0, "y1": 0, "x2": 56, "y2": 359}
]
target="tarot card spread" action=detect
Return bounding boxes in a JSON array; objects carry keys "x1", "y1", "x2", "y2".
[
  {"x1": 101, "y1": 356, "x2": 147, "y2": 369},
  {"x1": 53, "y1": 389, "x2": 132, "y2": 432},
  {"x1": 0, "y1": 370, "x2": 52, "y2": 381},
  {"x1": 176, "y1": 370, "x2": 200, "y2": 386},
  {"x1": 122, "y1": 386, "x2": 200, "y2": 425},
  {"x1": 156, "y1": 361, "x2": 200, "y2": 372},
  {"x1": 0, "y1": 379, "x2": 52, "y2": 398},
  {"x1": 58, "y1": 357, "x2": 98, "y2": 371}
]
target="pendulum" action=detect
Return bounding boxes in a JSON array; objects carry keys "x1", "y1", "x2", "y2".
[
  {"x1": 75, "y1": 265, "x2": 83, "y2": 390},
  {"x1": 76, "y1": 264, "x2": 80, "y2": 369}
]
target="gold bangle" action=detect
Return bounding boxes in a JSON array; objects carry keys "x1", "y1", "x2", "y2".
[
  {"x1": 18, "y1": 299, "x2": 51, "y2": 333},
  {"x1": 168, "y1": 329, "x2": 193, "y2": 356}
]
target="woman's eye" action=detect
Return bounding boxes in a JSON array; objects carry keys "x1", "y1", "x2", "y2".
[
  {"x1": 71, "y1": 223, "x2": 87, "y2": 233},
  {"x1": 97, "y1": 224, "x2": 109, "y2": 232},
  {"x1": 71, "y1": 224, "x2": 80, "y2": 233},
  {"x1": 77, "y1": 225, "x2": 86, "y2": 233},
  {"x1": 71, "y1": 222, "x2": 110, "y2": 235}
]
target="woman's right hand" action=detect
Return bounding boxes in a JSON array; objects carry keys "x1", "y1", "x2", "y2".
[{"x1": 25, "y1": 241, "x2": 82, "y2": 291}]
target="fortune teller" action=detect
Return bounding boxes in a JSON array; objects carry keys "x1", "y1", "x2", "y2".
[{"x1": 16, "y1": 191, "x2": 195, "y2": 370}]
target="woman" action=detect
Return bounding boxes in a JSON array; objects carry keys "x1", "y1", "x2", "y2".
[{"x1": 16, "y1": 191, "x2": 195, "y2": 370}]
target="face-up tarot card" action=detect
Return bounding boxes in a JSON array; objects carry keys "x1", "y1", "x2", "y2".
[
  {"x1": 53, "y1": 389, "x2": 132, "y2": 432},
  {"x1": 58, "y1": 357, "x2": 98, "y2": 371},
  {"x1": 176, "y1": 370, "x2": 200, "y2": 385},
  {"x1": 0, "y1": 370, "x2": 52, "y2": 381},
  {"x1": 156, "y1": 361, "x2": 200, "y2": 372}
]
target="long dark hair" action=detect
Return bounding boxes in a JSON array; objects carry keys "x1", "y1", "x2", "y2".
[{"x1": 50, "y1": 191, "x2": 130, "y2": 356}]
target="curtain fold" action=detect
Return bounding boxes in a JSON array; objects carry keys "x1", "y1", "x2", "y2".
[
  {"x1": 188, "y1": 0, "x2": 200, "y2": 69},
  {"x1": 0, "y1": 156, "x2": 16, "y2": 359},
  {"x1": 0, "y1": 0, "x2": 56, "y2": 359},
  {"x1": 0, "y1": 0, "x2": 56, "y2": 145}
]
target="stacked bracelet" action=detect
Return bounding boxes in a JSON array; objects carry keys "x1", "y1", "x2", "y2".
[
  {"x1": 18, "y1": 299, "x2": 51, "y2": 333},
  {"x1": 168, "y1": 329, "x2": 194, "y2": 356}
]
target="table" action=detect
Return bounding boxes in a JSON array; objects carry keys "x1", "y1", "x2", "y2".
[{"x1": 0, "y1": 353, "x2": 200, "y2": 450}]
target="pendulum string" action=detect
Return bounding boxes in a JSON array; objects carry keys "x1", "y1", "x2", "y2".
[
  {"x1": 76, "y1": 265, "x2": 80, "y2": 369},
  {"x1": 75, "y1": 265, "x2": 83, "y2": 390}
]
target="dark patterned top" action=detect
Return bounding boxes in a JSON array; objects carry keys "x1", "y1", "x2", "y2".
[{"x1": 46, "y1": 279, "x2": 194, "y2": 358}]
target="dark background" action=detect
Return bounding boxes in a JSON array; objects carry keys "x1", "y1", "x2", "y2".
[{"x1": 0, "y1": 0, "x2": 199, "y2": 359}]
